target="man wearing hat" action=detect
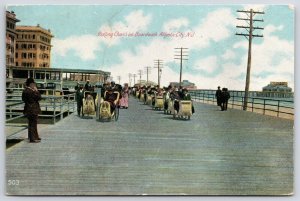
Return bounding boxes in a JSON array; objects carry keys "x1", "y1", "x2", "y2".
[
  {"x1": 215, "y1": 86, "x2": 222, "y2": 106},
  {"x1": 22, "y1": 78, "x2": 42, "y2": 143},
  {"x1": 84, "y1": 80, "x2": 92, "y2": 91}
]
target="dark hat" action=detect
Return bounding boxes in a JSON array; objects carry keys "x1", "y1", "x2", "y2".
[{"x1": 25, "y1": 78, "x2": 35, "y2": 86}]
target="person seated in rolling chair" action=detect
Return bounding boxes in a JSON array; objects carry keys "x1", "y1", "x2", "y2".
[
  {"x1": 180, "y1": 88, "x2": 195, "y2": 114},
  {"x1": 104, "y1": 87, "x2": 119, "y2": 114}
]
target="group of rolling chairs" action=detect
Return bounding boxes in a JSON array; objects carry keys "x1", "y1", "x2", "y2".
[
  {"x1": 135, "y1": 89, "x2": 193, "y2": 120},
  {"x1": 81, "y1": 89, "x2": 121, "y2": 121}
]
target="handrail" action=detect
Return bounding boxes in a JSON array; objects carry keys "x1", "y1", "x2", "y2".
[
  {"x1": 189, "y1": 90, "x2": 293, "y2": 119},
  {"x1": 6, "y1": 90, "x2": 76, "y2": 124}
]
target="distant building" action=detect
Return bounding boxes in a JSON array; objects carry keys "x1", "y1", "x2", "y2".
[
  {"x1": 6, "y1": 11, "x2": 20, "y2": 68},
  {"x1": 15, "y1": 24, "x2": 53, "y2": 68},
  {"x1": 260, "y1": 82, "x2": 293, "y2": 98},
  {"x1": 169, "y1": 80, "x2": 197, "y2": 90},
  {"x1": 133, "y1": 80, "x2": 157, "y2": 87}
]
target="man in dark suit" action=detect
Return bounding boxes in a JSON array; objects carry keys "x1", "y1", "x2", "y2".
[
  {"x1": 84, "y1": 80, "x2": 92, "y2": 91},
  {"x1": 215, "y1": 86, "x2": 222, "y2": 106},
  {"x1": 22, "y1": 78, "x2": 42, "y2": 143},
  {"x1": 220, "y1": 88, "x2": 230, "y2": 111}
]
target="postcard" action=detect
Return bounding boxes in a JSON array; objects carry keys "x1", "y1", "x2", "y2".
[{"x1": 5, "y1": 4, "x2": 294, "y2": 195}]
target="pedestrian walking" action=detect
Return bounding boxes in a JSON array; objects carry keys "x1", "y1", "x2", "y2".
[
  {"x1": 76, "y1": 85, "x2": 84, "y2": 116},
  {"x1": 119, "y1": 83, "x2": 129, "y2": 109},
  {"x1": 22, "y1": 78, "x2": 42, "y2": 143}
]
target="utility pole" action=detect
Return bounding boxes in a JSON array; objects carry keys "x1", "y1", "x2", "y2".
[
  {"x1": 133, "y1": 74, "x2": 137, "y2": 86},
  {"x1": 174, "y1": 48, "x2": 188, "y2": 88},
  {"x1": 236, "y1": 9, "x2": 264, "y2": 111},
  {"x1": 117, "y1": 76, "x2": 121, "y2": 84},
  {"x1": 154, "y1": 59, "x2": 163, "y2": 88},
  {"x1": 144, "y1": 66, "x2": 151, "y2": 86},
  {"x1": 137, "y1": 70, "x2": 143, "y2": 86},
  {"x1": 128, "y1": 73, "x2": 132, "y2": 87}
]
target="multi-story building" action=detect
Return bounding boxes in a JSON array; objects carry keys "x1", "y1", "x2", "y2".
[
  {"x1": 15, "y1": 24, "x2": 53, "y2": 68},
  {"x1": 6, "y1": 11, "x2": 20, "y2": 68}
]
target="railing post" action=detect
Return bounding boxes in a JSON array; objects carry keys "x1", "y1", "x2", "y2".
[
  {"x1": 74, "y1": 94, "x2": 76, "y2": 112},
  {"x1": 10, "y1": 107, "x2": 12, "y2": 119},
  {"x1": 263, "y1": 99, "x2": 266, "y2": 115},
  {"x1": 232, "y1": 95, "x2": 234, "y2": 109},
  {"x1": 252, "y1": 98, "x2": 254, "y2": 112},
  {"x1": 241, "y1": 97, "x2": 244, "y2": 110},
  {"x1": 68, "y1": 94, "x2": 70, "y2": 116},
  {"x1": 53, "y1": 97, "x2": 56, "y2": 124},
  {"x1": 277, "y1": 100, "x2": 280, "y2": 117},
  {"x1": 60, "y1": 96, "x2": 63, "y2": 121}
]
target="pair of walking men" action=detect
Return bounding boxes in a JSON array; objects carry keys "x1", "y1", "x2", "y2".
[{"x1": 215, "y1": 86, "x2": 231, "y2": 111}]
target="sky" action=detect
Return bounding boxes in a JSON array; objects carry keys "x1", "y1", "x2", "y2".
[{"x1": 7, "y1": 4, "x2": 294, "y2": 90}]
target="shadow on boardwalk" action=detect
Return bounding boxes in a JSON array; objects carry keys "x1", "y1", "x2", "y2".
[{"x1": 6, "y1": 98, "x2": 293, "y2": 195}]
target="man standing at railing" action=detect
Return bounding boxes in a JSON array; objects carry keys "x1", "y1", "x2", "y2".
[
  {"x1": 22, "y1": 78, "x2": 42, "y2": 143},
  {"x1": 220, "y1": 88, "x2": 230, "y2": 111},
  {"x1": 215, "y1": 86, "x2": 222, "y2": 106}
]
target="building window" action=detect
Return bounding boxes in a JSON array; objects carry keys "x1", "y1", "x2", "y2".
[
  {"x1": 21, "y1": 52, "x2": 27, "y2": 59},
  {"x1": 16, "y1": 62, "x2": 18, "y2": 66},
  {"x1": 33, "y1": 34, "x2": 35, "y2": 39},
  {"x1": 21, "y1": 44, "x2": 27, "y2": 49},
  {"x1": 16, "y1": 44, "x2": 18, "y2": 49},
  {"x1": 33, "y1": 44, "x2": 36, "y2": 49},
  {"x1": 6, "y1": 21, "x2": 9, "y2": 28},
  {"x1": 33, "y1": 53, "x2": 36, "y2": 58},
  {"x1": 25, "y1": 35, "x2": 27, "y2": 39},
  {"x1": 15, "y1": 52, "x2": 18, "y2": 58}
]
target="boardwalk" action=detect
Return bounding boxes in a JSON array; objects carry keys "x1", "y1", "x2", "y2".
[{"x1": 6, "y1": 97, "x2": 293, "y2": 195}]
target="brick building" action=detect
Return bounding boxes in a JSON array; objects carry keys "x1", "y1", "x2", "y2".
[{"x1": 15, "y1": 25, "x2": 53, "y2": 68}]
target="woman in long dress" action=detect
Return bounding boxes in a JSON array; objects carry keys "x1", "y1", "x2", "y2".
[{"x1": 119, "y1": 84, "x2": 129, "y2": 109}]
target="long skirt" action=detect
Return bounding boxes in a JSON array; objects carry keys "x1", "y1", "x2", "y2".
[{"x1": 119, "y1": 93, "x2": 129, "y2": 108}]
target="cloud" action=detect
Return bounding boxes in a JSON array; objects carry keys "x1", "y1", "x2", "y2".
[
  {"x1": 242, "y1": 4, "x2": 267, "y2": 12},
  {"x1": 98, "y1": 10, "x2": 152, "y2": 46},
  {"x1": 108, "y1": 8, "x2": 238, "y2": 88},
  {"x1": 108, "y1": 9, "x2": 293, "y2": 91},
  {"x1": 227, "y1": 24, "x2": 294, "y2": 90},
  {"x1": 195, "y1": 56, "x2": 219, "y2": 74},
  {"x1": 163, "y1": 17, "x2": 189, "y2": 31},
  {"x1": 52, "y1": 10, "x2": 152, "y2": 60},
  {"x1": 197, "y1": 8, "x2": 235, "y2": 43},
  {"x1": 52, "y1": 35, "x2": 101, "y2": 60},
  {"x1": 222, "y1": 50, "x2": 236, "y2": 60}
]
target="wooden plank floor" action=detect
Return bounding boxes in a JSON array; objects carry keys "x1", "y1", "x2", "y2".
[{"x1": 6, "y1": 97, "x2": 293, "y2": 195}]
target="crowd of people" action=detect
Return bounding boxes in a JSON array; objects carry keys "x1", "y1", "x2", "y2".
[
  {"x1": 75, "y1": 80, "x2": 129, "y2": 116},
  {"x1": 132, "y1": 85, "x2": 195, "y2": 114},
  {"x1": 21, "y1": 76, "x2": 231, "y2": 143}
]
